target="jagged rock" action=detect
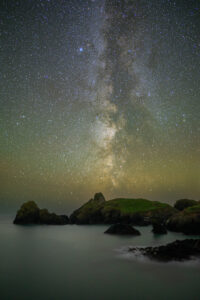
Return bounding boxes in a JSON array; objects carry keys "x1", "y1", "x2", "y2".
[
  {"x1": 129, "y1": 239, "x2": 200, "y2": 261},
  {"x1": 69, "y1": 193, "x2": 106, "y2": 224},
  {"x1": 94, "y1": 192, "x2": 105, "y2": 202},
  {"x1": 13, "y1": 201, "x2": 69, "y2": 225},
  {"x1": 104, "y1": 223, "x2": 141, "y2": 235},
  {"x1": 174, "y1": 199, "x2": 199, "y2": 211}
]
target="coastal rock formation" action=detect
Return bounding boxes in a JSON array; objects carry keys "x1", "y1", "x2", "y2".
[
  {"x1": 13, "y1": 201, "x2": 69, "y2": 225},
  {"x1": 129, "y1": 239, "x2": 200, "y2": 262},
  {"x1": 69, "y1": 192, "x2": 105, "y2": 224},
  {"x1": 174, "y1": 199, "x2": 199, "y2": 211},
  {"x1": 69, "y1": 193, "x2": 177, "y2": 225},
  {"x1": 93, "y1": 192, "x2": 106, "y2": 203},
  {"x1": 104, "y1": 223, "x2": 141, "y2": 235},
  {"x1": 166, "y1": 204, "x2": 200, "y2": 235},
  {"x1": 14, "y1": 201, "x2": 39, "y2": 224}
]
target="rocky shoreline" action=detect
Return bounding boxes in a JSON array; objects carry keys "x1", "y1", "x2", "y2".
[
  {"x1": 13, "y1": 195, "x2": 200, "y2": 263},
  {"x1": 128, "y1": 239, "x2": 200, "y2": 262},
  {"x1": 13, "y1": 194, "x2": 200, "y2": 236}
]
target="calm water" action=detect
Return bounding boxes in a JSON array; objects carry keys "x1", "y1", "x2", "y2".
[{"x1": 0, "y1": 215, "x2": 200, "y2": 300}]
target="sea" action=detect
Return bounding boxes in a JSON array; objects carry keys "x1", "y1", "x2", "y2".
[{"x1": 0, "y1": 215, "x2": 200, "y2": 300}]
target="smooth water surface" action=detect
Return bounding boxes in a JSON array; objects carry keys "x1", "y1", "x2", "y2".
[{"x1": 0, "y1": 215, "x2": 199, "y2": 300}]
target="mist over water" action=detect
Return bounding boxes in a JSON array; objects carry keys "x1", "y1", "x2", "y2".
[{"x1": 1, "y1": 215, "x2": 200, "y2": 300}]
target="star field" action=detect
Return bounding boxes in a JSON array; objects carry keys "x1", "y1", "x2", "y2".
[{"x1": 0, "y1": 0, "x2": 199, "y2": 212}]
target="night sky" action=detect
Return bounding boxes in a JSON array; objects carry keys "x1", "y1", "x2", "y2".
[{"x1": 0, "y1": 0, "x2": 200, "y2": 212}]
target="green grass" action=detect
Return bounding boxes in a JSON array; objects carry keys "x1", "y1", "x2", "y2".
[
  {"x1": 71, "y1": 197, "x2": 176, "y2": 223},
  {"x1": 103, "y1": 198, "x2": 170, "y2": 213},
  {"x1": 73, "y1": 198, "x2": 174, "y2": 221}
]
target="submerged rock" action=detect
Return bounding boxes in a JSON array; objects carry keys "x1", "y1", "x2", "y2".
[
  {"x1": 129, "y1": 239, "x2": 200, "y2": 262},
  {"x1": 13, "y1": 201, "x2": 69, "y2": 225},
  {"x1": 104, "y1": 223, "x2": 141, "y2": 235}
]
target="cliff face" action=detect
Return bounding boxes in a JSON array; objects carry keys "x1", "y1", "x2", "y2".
[
  {"x1": 13, "y1": 201, "x2": 69, "y2": 225},
  {"x1": 69, "y1": 193, "x2": 177, "y2": 225}
]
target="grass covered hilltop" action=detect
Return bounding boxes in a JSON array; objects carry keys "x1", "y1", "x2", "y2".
[{"x1": 69, "y1": 193, "x2": 176, "y2": 225}]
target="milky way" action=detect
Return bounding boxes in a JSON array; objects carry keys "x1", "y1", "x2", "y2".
[{"x1": 0, "y1": 0, "x2": 199, "y2": 212}]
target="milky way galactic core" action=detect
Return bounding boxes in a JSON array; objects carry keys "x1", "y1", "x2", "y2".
[{"x1": 0, "y1": 0, "x2": 199, "y2": 210}]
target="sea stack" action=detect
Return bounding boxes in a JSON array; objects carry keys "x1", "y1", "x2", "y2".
[{"x1": 14, "y1": 201, "x2": 69, "y2": 225}]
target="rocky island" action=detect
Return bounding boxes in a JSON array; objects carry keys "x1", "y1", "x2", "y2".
[
  {"x1": 69, "y1": 194, "x2": 200, "y2": 235},
  {"x1": 14, "y1": 195, "x2": 200, "y2": 236},
  {"x1": 69, "y1": 193, "x2": 177, "y2": 225},
  {"x1": 13, "y1": 201, "x2": 69, "y2": 225}
]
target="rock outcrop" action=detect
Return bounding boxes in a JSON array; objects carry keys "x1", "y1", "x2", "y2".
[
  {"x1": 93, "y1": 192, "x2": 106, "y2": 203},
  {"x1": 69, "y1": 192, "x2": 105, "y2": 224},
  {"x1": 13, "y1": 201, "x2": 69, "y2": 225},
  {"x1": 104, "y1": 223, "x2": 141, "y2": 235},
  {"x1": 129, "y1": 239, "x2": 200, "y2": 262},
  {"x1": 174, "y1": 199, "x2": 199, "y2": 211},
  {"x1": 166, "y1": 204, "x2": 200, "y2": 235}
]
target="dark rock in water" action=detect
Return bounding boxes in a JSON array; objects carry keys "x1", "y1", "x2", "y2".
[
  {"x1": 104, "y1": 223, "x2": 141, "y2": 235},
  {"x1": 13, "y1": 201, "x2": 69, "y2": 225},
  {"x1": 129, "y1": 239, "x2": 200, "y2": 262},
  {"x1": 152, "y1": 222, "x2": 167, "y2": 234},
  {"x1": 174, "y1": 199, "x2": 199, "y2": 211}
]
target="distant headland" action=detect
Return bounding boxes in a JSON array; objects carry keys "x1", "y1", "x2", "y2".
[{"x1": 13, "y1": 192, "x2": 200, "y2": 235}]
